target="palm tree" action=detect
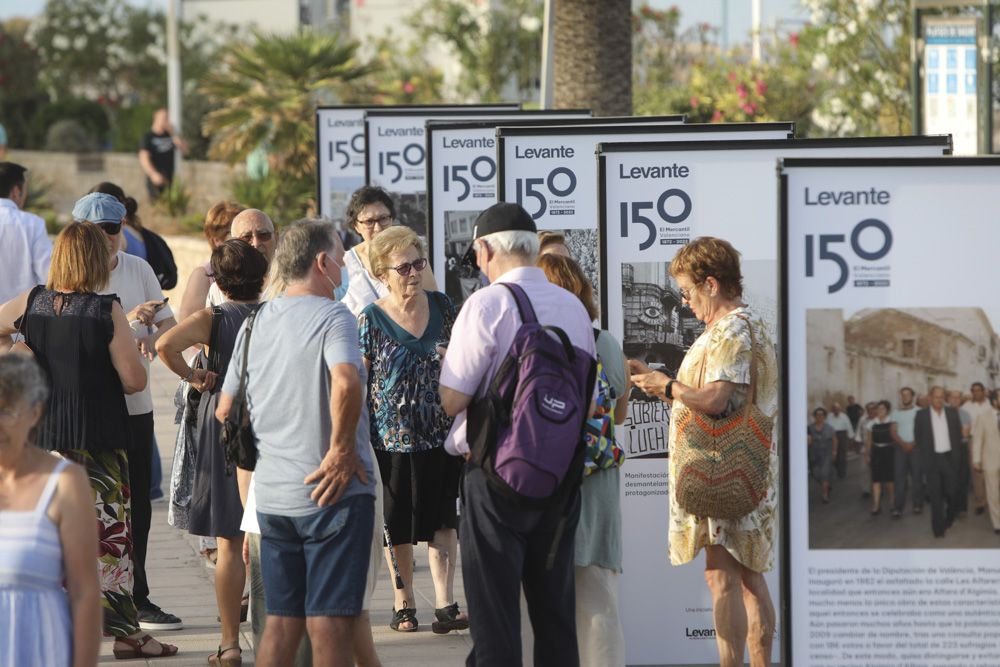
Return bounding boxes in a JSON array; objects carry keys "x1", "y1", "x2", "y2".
[
  {"x1": 552, "y1": 0, "x2": 632, "y2": 116},
  {"x1": 200, "y1": 30, "x2": 374, "y2": 181}
]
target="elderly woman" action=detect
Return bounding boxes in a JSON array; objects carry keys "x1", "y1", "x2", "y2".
[
  {"x1": 358, "y1": 225, "x2": 466, "y2": 634},
  {"x1": 807, "y1": 407, "x2": 837, "y2": 503},
  {"x1": 156, "y1": 239, "x2": 268, "y2": 666},
  {"x1": 628, "y1": 237, "x2": 778, "y2": 667},
  {"x1": 865, "y1": 399, "x2": 899, "y2": 515},
  {"x1": 0, "y1": 222, "x2": 177, "y2": 659},
  {"x1": 537, "y1": 253, "x2": 629, "y2": 667},
  {"x1": 342, "y1": 185, "x2": 435, "y2": 317},
  {"x1": 0, "y1": 355, "x2": 101, "y2": 667}
]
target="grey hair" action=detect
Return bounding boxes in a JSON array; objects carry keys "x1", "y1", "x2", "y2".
[
  {"x1": 479, "y1": 230, "x2": 539, "y2": 258},
  {"x1": 0, "y1": 355, "x2": 49, "y2": 408},
  {"x1": 273, "y1": 219, "x2": 340, "y2": 284}
]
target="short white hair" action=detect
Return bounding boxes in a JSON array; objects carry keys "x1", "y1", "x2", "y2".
[{"x1": 479, "y1": 230, "x2": 539, "y2": 258}]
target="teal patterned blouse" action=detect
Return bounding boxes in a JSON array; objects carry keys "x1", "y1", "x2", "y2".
[{"x1": 358, "y1": 291, "x2": 456, "y2": 453}]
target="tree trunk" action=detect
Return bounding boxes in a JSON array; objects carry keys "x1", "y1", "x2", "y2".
[{"x1": 553, "y1": 0, "x2": 632, "y2": 116}]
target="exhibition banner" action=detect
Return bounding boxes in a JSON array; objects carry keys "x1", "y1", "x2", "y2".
[
  {"x1": 426, "y1": 115, "x2": 696, "y2": 305},
  {"x1": 363, "y1": 108, "x2": 571, "y2": 239},
  {"x1": 597, "y1": 136, "x2": 951, "y2": 666},
  {"x1": 781, "y1": 156, "x2": 1000, "y2": 667},
  {"x1": 315, "y1": 104, "x2": 517, "y2": 223},
  {"x1": 497, "y1": 123, "x2": 789, "y2": 303}
]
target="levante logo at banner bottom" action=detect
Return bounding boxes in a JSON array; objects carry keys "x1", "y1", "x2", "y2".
[{"x1": 686, "y1": 627, "x2": 717, "y2": 639}]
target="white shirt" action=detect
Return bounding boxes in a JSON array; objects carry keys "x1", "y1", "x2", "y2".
[
  {"x1": 101, "y1": 252, "x2": 174, "y2": 415},
  {"x1": 929, "y1": 407, "x2": 952, "y2": 454},
  {"x1": 0, "y1": 199, "x2": 51, "y2": 304},
  {"x1": 827, "y1": 411, "x2": 854, "y2": 439}
]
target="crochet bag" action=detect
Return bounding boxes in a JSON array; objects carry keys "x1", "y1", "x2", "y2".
[
  {"x1": 583, "y1": 330, "x2": 625, "y2": 476},
  {"x1": 672, "y1": 316, "x2": 772, "y2": 520}
]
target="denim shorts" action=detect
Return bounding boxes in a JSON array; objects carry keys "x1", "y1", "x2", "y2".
[{"x1": 257, "y1": 494, "x2": 375, "y2": 617}]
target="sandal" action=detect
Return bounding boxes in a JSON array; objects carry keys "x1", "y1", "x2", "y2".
[
  {"x1": 208, "y1": 642, "x2": 242, "y2": 667},
  {"x1": 432, "y1": 602, "x2": 469, "y2": 634},
  {"x1": 390, "y1": 607, "x2": 418, "y2": 632},
  {"x1": 113, "y1": 633, "x2": 179, "y2": 659}
]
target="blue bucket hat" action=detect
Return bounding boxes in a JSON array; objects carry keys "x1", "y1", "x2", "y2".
[{"x1": 72, "y1": 192, "x2": 126, "y2": 224}]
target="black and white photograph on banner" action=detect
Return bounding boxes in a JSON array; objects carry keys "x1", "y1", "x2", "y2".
[
  {"x1": 782, "y1": 157, "x2": 1000, "y2": 667},
  {"x1": 805, "y1": 306, "x2": 1000, "y2": 550},
  {"x1": 442, "y1": 210, "x2": 485, "y2": 304}
]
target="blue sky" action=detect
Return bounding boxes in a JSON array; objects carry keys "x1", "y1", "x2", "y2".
[{"x1": 3, "y1": 0, "x2": 806, "y2": 40}]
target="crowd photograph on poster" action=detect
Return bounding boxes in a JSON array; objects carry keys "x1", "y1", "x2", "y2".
[{"x1": 805, "y1": 306, "x2": 1000, "y2": 550}]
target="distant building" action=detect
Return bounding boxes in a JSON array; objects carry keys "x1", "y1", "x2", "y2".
[
  {"x1": 182, "y1": 0, "x2": 349, "y2": 33},
  {"x1": 807, "y1": 307, "x2": 1000, "y2": 410}
]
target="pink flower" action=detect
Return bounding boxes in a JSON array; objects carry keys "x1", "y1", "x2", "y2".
[
  {"x1": 402, "y1": 81, "x2": 415, "y2": 94},
  {"x1": 736, "y1": 83, "x2": 748, "y2": 99},
  {"x1": 711, "y1": 110, "x2": 724, "y2": 122},
  {"x1": 740, "y1": 101, "x2": 757, "y2": 115},
  {"x1": 755, "y1": 80, "x2": 767, "y2": 96},
  {"x1": 727, "y1": 71, "x2": 737, "y2": 82},
  {"x1": 689, "y1": 96, "x2": 699, "y2": 109},
  {"x1": 789, "y1": 32, "x2": 799, "y2": 47}
]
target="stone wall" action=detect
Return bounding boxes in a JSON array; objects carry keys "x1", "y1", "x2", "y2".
[{"x1": 8, "y1": 149, "x2": 240, "y2": 227}]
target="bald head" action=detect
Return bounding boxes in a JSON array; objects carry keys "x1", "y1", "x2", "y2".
[{"x1": 231, "y1": 209, "x2": 276, "y2": 263}]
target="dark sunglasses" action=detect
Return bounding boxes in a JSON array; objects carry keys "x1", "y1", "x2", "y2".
[
  {"x1": 390, "y1": 257, "x2": 428, "y2": 276},
  {"x1": 97, "y1": 221, "x2": 122, "y2": 235}
]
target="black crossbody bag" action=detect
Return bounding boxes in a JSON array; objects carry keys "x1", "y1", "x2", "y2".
[{"x1": 221, "y1": 309, "x2": 260, "y2": 474}]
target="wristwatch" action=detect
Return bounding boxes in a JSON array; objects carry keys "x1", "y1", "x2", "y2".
[{"x1": 665, "y1": 378, "x2": 676, "y2": 400}]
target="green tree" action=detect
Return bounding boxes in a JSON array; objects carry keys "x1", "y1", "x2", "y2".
[
  {"x1": 411, "y1": 0, "x2": 542, "y2": 102},
  {"x1": 799, "y1": 0, "x2": 911, "y2": 136},
  {"x1": 200, "y1": 30, "x2": 373, "y2": 219},
  {"x1": 0, "y1": 19, "x2": 48, "y2": 148},
  {"x1": 364, "y1": 33, "x2": 445, "y2": 105}
]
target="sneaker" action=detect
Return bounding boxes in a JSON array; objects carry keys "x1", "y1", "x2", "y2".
[{"x1": 137, "y1": 602, "x2": 183, "y2": 631}]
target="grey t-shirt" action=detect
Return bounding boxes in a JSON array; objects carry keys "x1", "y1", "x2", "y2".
[{"x1": 223, "y1": 295, "x2": 375, "y2": 517}]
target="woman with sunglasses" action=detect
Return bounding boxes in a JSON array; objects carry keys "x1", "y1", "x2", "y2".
[
  {"x1": 341, "y1": 186, "x2": 436, "y2": 317},
  {"x1": 358, "y1": 225, "x2": 467, "y2": 635}
]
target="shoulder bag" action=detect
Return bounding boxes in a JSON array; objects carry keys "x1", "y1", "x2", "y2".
[
  {"x1": 671, "y1": 315, "x2": 772, "y2": 520},
  {"x1": 221, "y1": 308, "x2": 260, "y2": 474}
]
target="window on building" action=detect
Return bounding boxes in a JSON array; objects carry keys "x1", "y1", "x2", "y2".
[{"x1": 901, "y1": 339, "x2": 916, "y2": 358}]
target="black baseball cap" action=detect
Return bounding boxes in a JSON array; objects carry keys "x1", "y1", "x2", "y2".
[{"x1": 472, "y1": 202, "x2": 536, "y2": 240}]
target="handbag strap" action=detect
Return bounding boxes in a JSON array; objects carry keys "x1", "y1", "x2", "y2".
[
  {"x1": 228, "y1": 308, "x2": 260, "y2": 423},
  {"x1": 692, "y1": 312, "x2": 760, "y2": 419}
]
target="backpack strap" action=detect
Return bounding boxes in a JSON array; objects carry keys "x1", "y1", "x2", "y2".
[{"x1": 500, "y1": 282, "x2": 538, "y2": 325}]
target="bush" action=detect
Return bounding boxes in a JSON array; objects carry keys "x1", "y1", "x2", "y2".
[
  {"x1": 110, "y1": 103, "x2": 158, "y2": 153},
  {"x1": 34, "y1": 98, "x2": 110, "y2": 149},
  {"x1": 155, "y1": 180, "x2": 191, "y2": 218},
  {"x1": 45, "y1": 119, "x2": 97, "y2": 152},
  {"x1": 230, "y1": 171, "x2": 313, "y2": 228}
]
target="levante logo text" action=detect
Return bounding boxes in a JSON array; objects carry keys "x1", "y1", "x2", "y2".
[{"x1": 686, "y1": 627, "x2": 716, "y2": 639}]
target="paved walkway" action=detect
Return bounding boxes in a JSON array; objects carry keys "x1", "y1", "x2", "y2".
[{"x1": 97, "y1": 361, "x2": 479, "y2": 666}]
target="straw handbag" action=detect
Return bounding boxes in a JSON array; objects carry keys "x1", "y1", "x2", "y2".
[{"x1": 672, "y1": 316, "x2": 772, "y2": 520}]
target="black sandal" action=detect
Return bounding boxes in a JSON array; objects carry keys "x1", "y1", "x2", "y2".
[
  {"x1": 432, "y1": 602, "x2": 469, "y2": 634},
  {"x1": 390, "y1": 607, "x2": 418, "y2": 632}
]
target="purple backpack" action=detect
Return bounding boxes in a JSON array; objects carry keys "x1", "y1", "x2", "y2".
[{"x1": 468, "y1": 283, "x2": 596, "y2": 506}]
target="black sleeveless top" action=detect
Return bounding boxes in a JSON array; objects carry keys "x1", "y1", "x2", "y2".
[{"x1": 20, "y1": 287, "x2": 132, "y2": 453}]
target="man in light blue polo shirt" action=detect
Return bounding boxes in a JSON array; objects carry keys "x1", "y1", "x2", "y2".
[{"x1": 219, "y1": 220, "x2": 374, "y2": 667}]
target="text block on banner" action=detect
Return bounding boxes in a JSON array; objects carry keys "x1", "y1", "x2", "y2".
[
  {"x1": 597, "y1": 136, "x2": 951, "y2": 666},
  {"x1": 427, "y1": 115, "x2": 703, "y2": 306},
  {"x1": 781, "y1": 156, "x2": 1000, "y2": 667},
  {"x1": 316, "y1": 104, "x2": 517, "y2": 224}
]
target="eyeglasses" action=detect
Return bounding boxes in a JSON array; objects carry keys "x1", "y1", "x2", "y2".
[
  {"x1": 678, "y1": 284, "x2": 698, "y2": 301},
  {"x1": 238, "y1": 230, "x2": 273, "y2": 243},
  {"x1": 389, "y1": 258, "x2": 428, "y2": 276},
  {"x1": 357, "y1": 214, "x2": 393, "y2": 228},
  {"x1": 97, "y1": 222, "x2": 122, "y2": 235}
]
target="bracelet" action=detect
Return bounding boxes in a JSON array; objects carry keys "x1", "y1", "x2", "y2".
[{"x1": 183, "y1": 367, "x2": 195, "y2": 382}]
